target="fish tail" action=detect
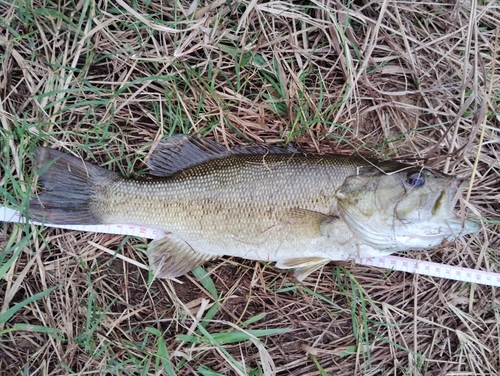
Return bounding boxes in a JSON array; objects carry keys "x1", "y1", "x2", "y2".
[{"x1": 29, "y1": 147, "x2": 119, "y2": 224}]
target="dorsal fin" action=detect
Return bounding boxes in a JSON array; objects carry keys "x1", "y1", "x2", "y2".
[
  {"x1": 146, "y1": 135, "x2": 300, "y2": 177},
  {"x1": 146, "y1": 135, "x2": 230, "y2": 176}
]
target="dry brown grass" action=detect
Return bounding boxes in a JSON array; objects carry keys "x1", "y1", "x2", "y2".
[{"x1": 1, "y1": 0, "x2": 499, "y2": 375}]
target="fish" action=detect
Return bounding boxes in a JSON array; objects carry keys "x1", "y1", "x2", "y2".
[{"x1": 29, "y1": 136, "x2": 480, "y2": 281}]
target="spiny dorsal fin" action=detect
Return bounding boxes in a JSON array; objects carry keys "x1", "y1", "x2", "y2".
[
  {"x1": 148, "y1": 233, "x2": 215, "y2": 279},
  {"x1": 146, "y1": 135, "x2": 300, "y2": 177}
]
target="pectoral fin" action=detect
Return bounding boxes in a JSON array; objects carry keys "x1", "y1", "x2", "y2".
[
  {"x1": 283, "y1": 209, "x2": 340, "y2": 236},
  {"x1": 148, "y1": 234, "x2": 215, "y2": 278},
  {"x1": 272, "y1": 213, "x2": 351, "y2": 280},
  {"x1": 275, "y1": 257, "x2": 330, "y2": 281},
  {"x1": 286, "y1": 210, "x2": 351, "y2": 241}
]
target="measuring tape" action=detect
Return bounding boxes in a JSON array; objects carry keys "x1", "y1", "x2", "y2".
[{"x1": 2, "y1": 206, "x2": 497, "y2": 287}]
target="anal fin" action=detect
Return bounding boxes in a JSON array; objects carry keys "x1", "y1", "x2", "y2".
[
  {"x1": 275, "y1": 258, "x2": 330, "y2": 281},
  {"x1": 148, "y1": 234, "x2": 215, "y2": 279}
]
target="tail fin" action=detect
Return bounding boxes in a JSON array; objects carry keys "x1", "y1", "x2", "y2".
[{"x1": 29, "y1": 148, "x2": 119, "y2": 224}]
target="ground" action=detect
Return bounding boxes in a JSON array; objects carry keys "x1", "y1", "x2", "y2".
[{"x1": 1, "y1": 0, "x2": 499, "y2": 375}]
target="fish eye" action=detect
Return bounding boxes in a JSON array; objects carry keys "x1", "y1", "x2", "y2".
[{"x1": 405, "y1": 171, "x2": 425, "y2": 188}]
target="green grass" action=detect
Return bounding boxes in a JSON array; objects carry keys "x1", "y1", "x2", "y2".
[{"x1": 1, "y1": 0, "x2": 499, "y2": 374}]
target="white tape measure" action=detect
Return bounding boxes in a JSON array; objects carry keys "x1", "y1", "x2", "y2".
[
  {"x1": 2, "y1": 206, "x2": 495, "y2": 287},
  {"x1": 357, "y1": 255, "x2": 500, "y2": 287}
]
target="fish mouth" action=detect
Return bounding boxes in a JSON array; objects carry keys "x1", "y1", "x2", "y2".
[
  {"x1": 432, "y1": 177, "x2": 463, "y2": 216},
  {"x1": 448, "y1": 177, "x2": 465, "y2": 210},
  {"x1": 431, "y1": 177, "x2": 480, "y2": 236}
]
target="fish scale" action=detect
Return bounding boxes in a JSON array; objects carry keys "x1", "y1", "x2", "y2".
[
  {"x1": 101, "y1": 155, "x2": 352, "y2": 252},
  {"x1": 29, "y1": 136, "x2": 480, "y2": 280}
]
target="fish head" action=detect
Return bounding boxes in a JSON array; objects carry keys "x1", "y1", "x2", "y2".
[{"x1": 336, "y1": 166, "x2": 480, "y2": 252}]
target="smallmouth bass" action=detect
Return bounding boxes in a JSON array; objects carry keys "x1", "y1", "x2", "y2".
[{"x1": 29, "y1": 136, "x2": 480, "y2": 280}]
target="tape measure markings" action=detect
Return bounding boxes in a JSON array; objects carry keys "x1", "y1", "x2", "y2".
[{"x1": 2, "y1": 206, "x2": 496, "y2": 287}]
